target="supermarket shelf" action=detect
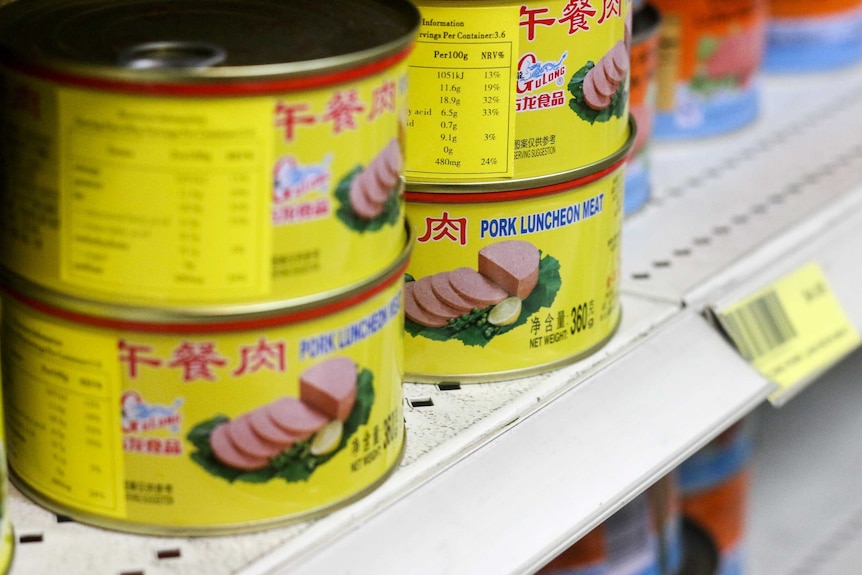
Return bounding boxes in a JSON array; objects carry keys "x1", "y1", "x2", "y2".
[
  {"x1": 622, "y1": 62, "x2": 862, "y2": 310},
  {"x1": 6, "y1": 64, "x2": 862, "y2": 575},
  {"x1": 747, "y1": 346, "x2": 862, "y2": 575},
  {"x1": 250, "y1": 311, "x2": 771, "y2": 575}
]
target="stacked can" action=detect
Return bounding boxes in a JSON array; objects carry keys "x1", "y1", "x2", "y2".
[
  {"x1": 537, "y1": 475, "x2": 687, "y2": 575},
  {"x1": 539, "y1": 490, "x2": 663, "y2": 575},
  {"x1": 624, "y1": 2, "x2": 661, "y2": 216},
  {"x1": 650, "y1": 0, "x2": 768, "y2": 139},
  {"x1": 763, "y1": 0, "x2": 862, "y2": 72},
  {"x1": 0, "y1": 335, "x2": 14, "y2": 575},
  {"x1": 0, "y1": 0, "x2": 419, "y2": 534},
  {"x1": 402, "y1": 0, "x2": 635, "y2": 383},
  {"x1": 678, "y1": 420, "x2": 754, "y2": 575}
]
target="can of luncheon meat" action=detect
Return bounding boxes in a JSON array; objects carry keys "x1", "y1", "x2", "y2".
[
  {"x1": 624, "y1": 2, "x2": 661, "y2": 216},
  {"x1": 405, "y1": 0, "x2": 631, "y2": 181},
  {"x1": 0, "y1": 236, "x2": 409, "y2": 534},
  {"x1": 650, "y1": 0, "x2": 767, "y2": 139},
  {"x1": 539, "y1": 488, "x2": 663, "y2": 575},
  {"x1": 403, "y1": 125, "x2": 632, "y2": 383},
  {"x1": 678, "y1": 419, "x2": 753, "y2": 575},
  {"x1": 0, "y1": 345, "x2": 14, "y2": 575},
  {"x1": 763, "y1": 0, "x2": 862, "y2": 72},
  {"x1": 0, "y1": 0, "x2": 418, "y2": 309}
]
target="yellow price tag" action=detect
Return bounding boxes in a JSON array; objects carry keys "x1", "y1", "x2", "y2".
[{"x1": 713, "y1": 263, "x2": 861, "y2": 403}]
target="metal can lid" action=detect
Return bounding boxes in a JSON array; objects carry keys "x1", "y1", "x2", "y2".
[{"x1": 0, "y1": 0, "x2": 419, "y2": 84}]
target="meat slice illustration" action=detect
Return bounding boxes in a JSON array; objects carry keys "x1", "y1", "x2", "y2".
[
  {"x1": 349, "y1": 170, "x2": 386, "y2": 220},
  {"x1": 225, "y1": 414, "x2": 289, "y2": 459},
  {"x1": 430, "y1": 271, "x2": 476, "y2": 313},
  {"x1": 608, "y1": 41, "x2": 629, "y2": 77},
  {"x1": 592, "y1": 59, "x2": 619, "y2": 98},
  {"x1": 582, "y1": 40, "x2": 630, "y2": 111},
  {"x1": 349, "y1": 138, "x2": 402, "y2": 220},
  {"x1": 265, "y1": 397, "x2": 330, "y2": 439},
  {"x1": 370, "y1": 139, "x2": 402, "y2": 196},
  {"x1": 413, "y1": 276, "x2": 463, "y2": 320},
  {"x1": 405, "y1": 281, "x2": 450, "y2": 328},
  {"x1": 583, "y1": 75, "x2": 612, "y2": 110},
  {"x1": 248, "y1": 409, "x2": 303, "y2": 445},
  {"x1": 599, "y1": 53, "x2": 624, "y2": 86},
  {"x1": 448, "y1": 267, "x2": 509, "y2": 307},
  {"x1": 478, "y1": 240, "x2": 540, "y2": 299},
  {"x1": 300, "y1": 356, "x2": 358, "y2": 421},
  {"x1": 210, "y1": 423, "x2": 270, "y2": 471}
]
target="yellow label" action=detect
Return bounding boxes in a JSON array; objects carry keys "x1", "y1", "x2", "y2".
[
  {"x1": 406, "y1": 5, "x2": 519, "y2": 177},
  {"x1": 1, "y1": 276, "x2": 405, "y2": 529},
  {"x1": 1, "y1": 63, "x2": 407, "y2": 307},
  {"x1": 59, "y1": 90, "x2": 272, "y2": 301},
  {"x1": 407, "y1": 0, "x2": 631, "y2": 180},
  {"x1": 715, "y1": 263, "x2": 861, "y2": 402},
  {"x1": 3, "y1": 310, "x2": 126, "y2": 517},
  {"x1": 404, "y1": 169, "x2": 623, "y2": 381}
]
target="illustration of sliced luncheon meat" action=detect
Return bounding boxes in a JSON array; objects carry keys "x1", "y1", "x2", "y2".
[
  {"x1": 609, "y1": 40, "x2": 629, "y2": 76},
  {"x1": 599, "y1": 52, "x2": 625, "y2": 85},
  {"x1": 300, "y1": 356, "x2": 358, "y2": 421},
  {"x1": 349, "y1": 169, "x2": 386, "y2": 220},
  {"x1": 405, "y1": 281, "x2": 450, "y2": 328},
  {"x1": 226, "y1": 414, "x2": 288, "y2": 459},
  {"x1": 210, "y1": 423, "x2": 269, "y2": 471},
  {"x1": 366, "y1": 160, "x2": 396, "y2": 206},
  {"x1": 478, "y1": 240, "x2": 540, "y2": 299},
  {"x1": 583, "y1": 74, "x2": 612, "y2": 110},
  {"x1": 248, "y1": 408, "x2": 302, "y2": 445},
  {"x1": 448, "y1": 267, "x2": 509, "y2": 307},
  {"x1": 265, "y1": 397, "x2": 329, "y2": 440},
  {"x1": 369, "y1": 139, "x2": 402, "y2": 197},
  {"x1": 430, "y1": 271, "x2": 476, "y2": 313},
  {"x1": 589, "y1": 62, "x2": 617, "y2": 98},
  {"x1": 413, "y1": 276, "x2": 463, "y2": 320}
]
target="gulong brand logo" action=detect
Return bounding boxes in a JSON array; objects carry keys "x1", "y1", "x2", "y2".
[
  {"x1": 271, "y1": 154, "x2": 334, "y2": 225},
  {"x1": 517, "y1": 52, "x2": 568, "y2": 94},
  {"x1": 121, "y1": 391, "x2": 183, "y2": 433},
  {"x1": 273, "y1": 154, "x2": 333, "y2": 203}
]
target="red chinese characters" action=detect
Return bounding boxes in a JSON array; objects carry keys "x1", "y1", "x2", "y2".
[
  {"x1": 274, "y1": 79, "x2": 397, "y2": 142},
  {"x1": 119, "y1": 337, "x2": 287, "y2": 382},
  {"x1": 520, "y1": 5, "x2": 556, "y2": 41},
  {"x1": 368, "y1": 80, "x2": 397, "y2": 121},
  {"x1": 417, "y1": 211, "x2": 468, "y2": 246},
  {"x1": 233, "y1": 338, "x2": 287, "y2": 376},
  {"x1": 519, "y1": 0, "x2": 621, "y2": 41},
  {"x1": 516, "y1": 90, "x2": 567, "y2": 111},
  {"x1": 559, "y1": 0, "x2": 597, "y2": 34},
  {"x1": 124, "y1": 436, "x2": 183, "y2": 456}
]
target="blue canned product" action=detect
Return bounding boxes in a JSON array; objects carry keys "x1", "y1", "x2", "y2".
[
  {"x1": 624, "y1": 3, "x2": 661, "y2": 216},
  {"x1": 650, "y1": 0, "x2": 767, "y2": 139},
  {"x1": 763, "y1": 1, "x2": 862, "y2": 72},
  {"x1": 539, "y1": 490, "x2": 662, "y2": 575},
  {"x1": 678, "y1": 420, "x2": 753, "y2": 575}
]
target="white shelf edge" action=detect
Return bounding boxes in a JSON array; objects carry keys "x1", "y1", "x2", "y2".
[{"x1": 243, "y1": 312, "x2": 774, "y2": 575}]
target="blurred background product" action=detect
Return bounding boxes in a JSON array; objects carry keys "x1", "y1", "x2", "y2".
[
  {"x1": 763, "y1": 0, "x2": 862, "y2": 72},
  {"x1": 677, "y1": 419, "x2": 754, "y2": 575},
  {"x1": 624, "y1": 2, "x2": 661, "y2": 216},
  {"x1": 650, "y1": 0, "x2": 767, "y2": 139}
]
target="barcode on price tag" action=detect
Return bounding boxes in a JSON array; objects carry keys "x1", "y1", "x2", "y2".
[
  {"x1": 712, "y1": 263, "x2": 860, "y2": 403},
  {"x1": 720, "y1": 291, "x2": 796, "y2": 361}
]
